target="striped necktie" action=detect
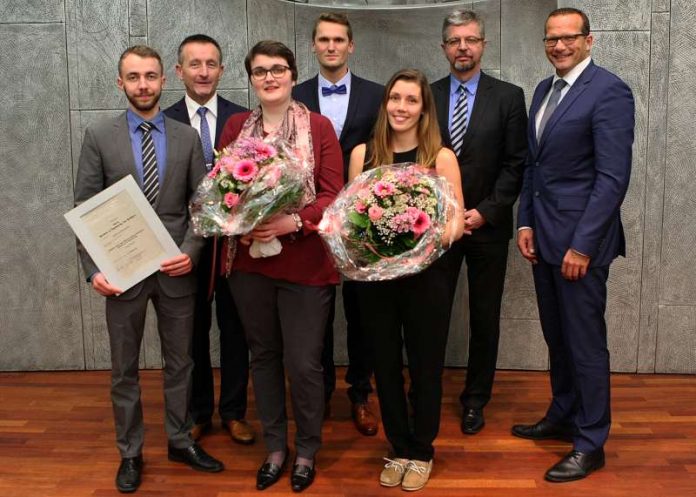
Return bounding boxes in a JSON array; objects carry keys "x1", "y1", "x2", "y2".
[
  {"x1": 138, "y1": 121, "x2": 159, "y2": 205},
  {"x1": 197, "y1": 106, "x2": 214, "y2": 169},
  {"x1": 450, "y1": 84, "x2": 469, "y2": 156}
]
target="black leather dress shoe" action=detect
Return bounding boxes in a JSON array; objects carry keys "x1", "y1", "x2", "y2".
[
  {"x1": 290, "y1": 463, "x2": 316, "y2": 492},
  {"x1": 257, "y1": 454, "x2": 288, "y2": 490},
  {"x1": 545, "y1": 448, "x2": 605, "y2": 482},
  {"x1": 461, "y1": 407, "x2": 485, "y2": 434},
  {"x1": 116, "y1": 456, "x2": 142, "y2": 493},
  {"x1": 168, "y1": 443, "x2": 224, "y2": 472},
  {"x1": 511, "y1": 418, "x2": 575, "y2": 441}
]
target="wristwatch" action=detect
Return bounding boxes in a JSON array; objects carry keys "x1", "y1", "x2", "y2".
[{"x1": 291, "y1": 213, "x2": 303, "y2": 232}]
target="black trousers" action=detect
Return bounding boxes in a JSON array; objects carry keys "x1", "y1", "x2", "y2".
[
  {"x1": 446, "y1": 239, "x2": 509, "y2": 410},
  {"x1": 322, "y1": 281, "x2": 374, "y2": 404},
  {"x1": 190, "y1": 238, "x2": 249, "y2": 424},
  {"x1": 356, "y1": 256, "x2": 454, "y2": 461},
  {"x1": 229, "y1": 271, "x2": 332, "y2": 459}
]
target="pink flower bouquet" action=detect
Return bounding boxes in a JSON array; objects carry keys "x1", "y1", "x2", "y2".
[
  {"x1": 189, "y1": 137, "x2": 306, "y2": 237},
  {"x1": 319, "y1": 163, "x2": 457, "y2": 281}
]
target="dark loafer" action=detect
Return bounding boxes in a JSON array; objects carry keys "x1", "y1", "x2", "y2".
[
  {"x1": 257, "y1": 455, "x2": 287, "y2": 490},
  {"x1": 545, "y1": 448, "x2": 605, "y2": 482},
  {"x1": 291, "y1": 463, "x2": 316, "y2": 492},
  {"x1": 168, "y1": 443, "x2": 224, "y2": 472},
  {"x1": 511, "y1": 418, "x2": 575, "y2": 441},
  {"x1": 116, "y1": 456, "x2": 142, "y2": 493},
  {"x1": 461, "y1": 407, "x2": 485, "y2": 435}
]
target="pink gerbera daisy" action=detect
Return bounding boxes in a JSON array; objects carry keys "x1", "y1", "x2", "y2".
[
  {"x1": 232, "y1": 159, "x2": 259, "y2": 182},
  {"x1": 412, "y1": 210, "x2": 431, "y2": 237}
]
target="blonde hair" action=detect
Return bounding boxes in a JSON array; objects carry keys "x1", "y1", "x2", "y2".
[{"x1": 366, "y1": 69, "x2": 442, "y2": 169}]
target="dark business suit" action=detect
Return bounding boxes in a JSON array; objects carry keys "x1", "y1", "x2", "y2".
[
  {"x1": 517, "y1": 61, "x2": 634, "y2": 451},
  {"x1": 292, "y1": 74, "x2": 383, "y2": 404},
  {"x1": 431, "y1": 72, "x2": 527, "y2": 410},
  {"x1": 75, "y1": 112, "x2": 207, "y2": 457},
  {"x1": 164, "y1": 95, "x2": 250, "y2": 425}
]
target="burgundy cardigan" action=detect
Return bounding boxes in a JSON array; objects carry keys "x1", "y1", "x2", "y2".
[{"x1": 218, "y1": 110, "x2": 343, "y2": 286}]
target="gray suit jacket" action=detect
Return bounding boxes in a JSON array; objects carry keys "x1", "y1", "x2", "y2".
[{"x1": 74, "y1": 111, "x2": 207, "y2": 300}]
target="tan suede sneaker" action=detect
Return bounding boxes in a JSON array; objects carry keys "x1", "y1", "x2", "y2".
[
  {"x1": 379, "y1": 457, "x2": 409, "y2": 487},
  {"x1": 401, "y1": 459, "x2": 433, "y2": 491}
]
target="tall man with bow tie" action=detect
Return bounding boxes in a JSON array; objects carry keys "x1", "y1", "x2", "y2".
[
  {"x1": 164, "y1": 34, "x2": 255, "y2": 446},
  {"x1": 292, "y1": 12, "x2": 384, "y2": 437},
  {"x1": 431, "y1": 9, "x2": 528, "y2": 436}
]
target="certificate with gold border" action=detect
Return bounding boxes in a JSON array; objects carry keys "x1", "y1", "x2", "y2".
[{"x1": 65, "y1": 175, "x2": 181, "y2": 291}]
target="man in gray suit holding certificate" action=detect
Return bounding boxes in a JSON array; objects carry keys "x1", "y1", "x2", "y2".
[{"x1": 74, "y1": 45, "x2": 223, "y2": 493}]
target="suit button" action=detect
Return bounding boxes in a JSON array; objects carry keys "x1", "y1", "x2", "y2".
[{"x1": 534, "y1": 191, "x2": 540, "y2": 197}]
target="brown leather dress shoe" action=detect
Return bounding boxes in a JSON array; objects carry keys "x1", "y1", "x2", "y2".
[
  {"x1": 189, "y1": 420, "x2": 212, "y2": 441},
  {"x1": 223, "y1": 419, "x2": 256, "y2": 445},
  {"x1": 352, "y1": 402, "x2": 378, "y2": 436}
]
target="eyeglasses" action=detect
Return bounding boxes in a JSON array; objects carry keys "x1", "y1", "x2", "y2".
[
  {"x1": 543, "y1": 33, "x2": 587, "y2": 47},
  {"x1": 444, "y1": 36, "x2": 485, "y2": 49},
  {"x1": 250, "y1": 65, "x2": 290, "y2": 80}
]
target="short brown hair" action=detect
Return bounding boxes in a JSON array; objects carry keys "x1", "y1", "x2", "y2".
[
  {"x1": 312, "y1": 12, "x2": 353, "y2": 42},
  {"x1": 118, "y1": 45, "x2": 163, "y2": 75},
  {"x1": 244, "y1": 40, "x2": 298, "y2": 82},
  {"x1": 546, "y1": 7, "x2": 591, "y2": 35}
]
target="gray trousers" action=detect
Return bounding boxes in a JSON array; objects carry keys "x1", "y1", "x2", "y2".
[
  {"x1": 229, "y1": 271, "x2": 331, "y2": 459},
  {"x1": 105, "y1": 274, "x2": 195, "y2": 458}
]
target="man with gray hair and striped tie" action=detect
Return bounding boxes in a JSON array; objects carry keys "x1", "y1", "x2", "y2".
[{"x1": 431, "y1": 9, "x2": 528, "y2": 436}]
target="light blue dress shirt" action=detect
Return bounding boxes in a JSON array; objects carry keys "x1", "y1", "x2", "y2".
[
  {"x1": 318, "y1": 71, "x2": 351, "y2": 139},
  {"x1": 447, "y1": 71, "x2": 481, "y2": 136},
  {"x1": 127, "y1": 109, "x2": 168, "y2": 186}
]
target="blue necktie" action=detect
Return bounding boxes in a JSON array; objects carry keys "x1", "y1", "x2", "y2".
[
  {"x1": 450, "y1": 85, "x2": 469, "y2": 156},
  {"x1": 197, "y1": 106, "x2": 214, "y2": 169},
  {"x1": 321, "y1": 84, "x2": 347, "y2": 96},
  {"x1": 537, "y1": 79, "x2": 567, "y2": 142}
]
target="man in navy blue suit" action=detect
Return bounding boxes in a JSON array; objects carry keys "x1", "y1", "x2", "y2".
[
  {"x1": 164, "y1": 34, "x2": 255, "y2": 446},
  {"x1": 513, "y1": 8, "x2": 634, "y2": 482},
  {"x1": 292, "y1": 12, "x2": 384, "y2": 437}
]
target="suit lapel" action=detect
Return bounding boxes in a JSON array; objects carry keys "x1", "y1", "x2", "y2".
[
  {"x1": 458, "y1": 72, "x2": 492, "y2": 154},
  {"x1": 304, "y1": 76, "x2": 321, "y2": 113},
  {"x1": 115, "y1": 114, "x2": 139, "y2": 183},
  {"x1": 159, "y1": 116, "x2": 181, "y2": 203},
  {"x1": 216, "y1": 96, "x2": 232, "y2": 148},
  {"x1": 538, "y1": 63, "x2": 597, "y2": 148},
  {"x1": 340, "y1": 75, "x2": 362, "y2": 143},
  {"x1": 529, "y1": 77, "x2": 552, "y2": 147},
  {"x1": 432, "y1": 77, "x2": 451, "y2": 145}
]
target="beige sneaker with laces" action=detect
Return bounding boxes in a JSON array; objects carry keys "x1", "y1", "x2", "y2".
[
  {"x1": 401, "y1": 459, "x2": 433, "y2": 491},
  {"x1": 379, "y1": 457, "x2": 409, "y2": 487}
]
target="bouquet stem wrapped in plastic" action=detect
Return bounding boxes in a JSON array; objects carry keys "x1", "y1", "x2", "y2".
[
  {"x1": 189, "y1": 137, "x2": 309, "y2": 256},
  {"x1": 319, "y1": 163, "x2": 458, "y2": 281}
]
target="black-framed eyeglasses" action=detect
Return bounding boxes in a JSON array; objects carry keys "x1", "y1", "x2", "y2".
[
  {"x1": 444, "y1": 36, "x2": 485, "y2": 49},
  {"x1": 543, "y1": 33, "x2": 587, "y2": 47},
  {"x1": 250, "y1": 65, "x2": 290, "y2": 80}
]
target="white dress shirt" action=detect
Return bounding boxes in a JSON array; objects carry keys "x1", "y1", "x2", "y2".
[
  {"x1": 184, "y1": 93, "x2": 219, "y2": 146},
  {"x1": 317, "y1": 71, "x2": 351, "y2": 140}
]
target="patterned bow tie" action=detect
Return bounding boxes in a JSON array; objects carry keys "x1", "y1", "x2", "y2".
[{"x1": 321, "y1": 84, "x2": 347, "y2": 96}]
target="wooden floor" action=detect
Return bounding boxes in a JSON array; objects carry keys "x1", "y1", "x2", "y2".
[{"x1": 1, "y1": 369, "x2": 695, "y2": 497}]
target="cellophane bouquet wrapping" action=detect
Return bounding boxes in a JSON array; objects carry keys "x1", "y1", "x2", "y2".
[
  {"x1": 319, "y1": 163, "x2": 458, "y2": 281},
  {"x1": 190, "y1": 137, "x2": 307, "y2": 237}
]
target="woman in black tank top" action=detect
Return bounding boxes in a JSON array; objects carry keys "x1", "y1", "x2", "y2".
[{"x1": 347, "y1": 69, "x2": 466, "y2": 491}]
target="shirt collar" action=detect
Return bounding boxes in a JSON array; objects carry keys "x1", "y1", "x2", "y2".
[
  {"x1": 553, "y1": 56, "x2": 591, "y2": 88},
  {"x1": 318, "y1": 70, "x2": 351, "y2": 92},
  {"x1": 127, "y1": 108, "x2": 165, "y2": 133},
  {"x1": 184, "y1": 93, "x2": 218, "y2": 120},
  {"x1": 449, "y1": 70, "x2": 481, "y2": 97}
]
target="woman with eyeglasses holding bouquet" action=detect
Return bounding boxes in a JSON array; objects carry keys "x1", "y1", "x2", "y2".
[
  {"x1": 347, "y1": 68, "x2": 466, "y2": 491},
  {"x1": 218, "y1": 40, "x2": 343, "y2": 492}
]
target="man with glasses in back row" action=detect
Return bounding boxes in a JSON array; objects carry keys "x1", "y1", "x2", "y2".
[
  {"x1": 431, "y1": 9, "x2": 528, "y2": 437},
  {"x1": 514, "y1": 8, "x2": 634, "y2": 482}
]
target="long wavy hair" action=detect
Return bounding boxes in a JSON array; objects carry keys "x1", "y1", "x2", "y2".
[{"x1": 366, "y1": 68, "x2": 442, "y2": 169}]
